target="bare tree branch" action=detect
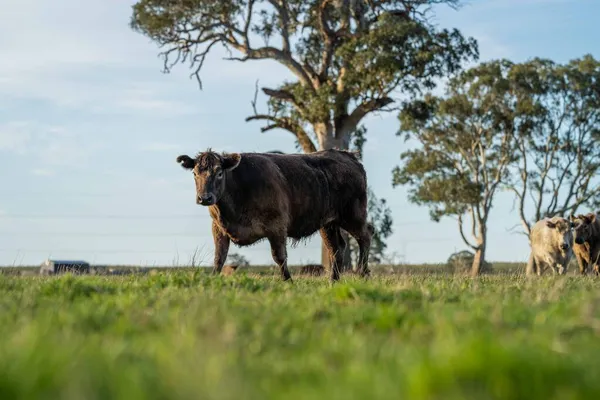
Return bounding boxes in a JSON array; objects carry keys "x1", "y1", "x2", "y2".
[
  {"x1": 341, "y1": 97, "x2": 395, "y2": 136},
  {"x1": 458, "y1": 214, "x2": 479, "y2": 250},
  {"x1": 246, "y1": 114, "x2": 317, "y2": 153},
  {"x1": 267, "y1": 0, "x2": 291, "y2": 54},
  {"x1": 317, "y1": 0, "x2": 336, "y2": 81},
  {"x1": 226, "y1": 44, "x2": 317, "y2": 87},
  {"x1": 469, "y1": 207, "x2": 478, "y2": 242}
]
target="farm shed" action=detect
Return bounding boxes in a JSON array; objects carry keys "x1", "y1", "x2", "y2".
[{"x1": 39, "y1": 259, "x2": 91, "y2": 275}]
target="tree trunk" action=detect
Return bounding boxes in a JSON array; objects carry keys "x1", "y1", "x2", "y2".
[
  {"x1": 470, "y1": 217, "x2": 488, "y2": 277},
  {"x1": 314, "y1": 121, "x2": 354, "y2": 273},
  {"x1": 470, "y1": 246, "x2": 485, "y2": 276},
  {"x1": 340, "y1": 232, "x2": 352, "y2": 272}
]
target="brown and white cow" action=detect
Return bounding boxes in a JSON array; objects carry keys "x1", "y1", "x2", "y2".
[
  {"x1": 527, "y1": 216, "x2": 574, "y2": 276},
  {"x1": 176, "y1": 148, "x2": 373, "y2": 282},
  {"x1": 570, "y1": 212, "x2": 600, "y2": 275}
]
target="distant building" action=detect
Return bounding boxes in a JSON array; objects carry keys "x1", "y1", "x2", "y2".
[{"x1": 39, "y1": 259, "x2": 91, "y2": 275}]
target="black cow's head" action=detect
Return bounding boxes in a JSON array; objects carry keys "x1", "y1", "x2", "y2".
[
  {"x1": 176, "y1": 149, "x2": 241, "y2": 206},
  {"x1": 570, "y1": 212, "x2": 597, "y2": 245}
]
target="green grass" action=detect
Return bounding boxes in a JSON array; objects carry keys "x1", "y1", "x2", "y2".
[{"x1": 1, "y1": 269, "x2": 600, "y2": 399}]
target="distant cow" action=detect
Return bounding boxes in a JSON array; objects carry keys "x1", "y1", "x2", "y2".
[
  {"x1": 176, "y1": 149, "x2": 372, "y2": 282},
  {"x1": 299, "y1": 264, "x2": 325, "y2": 276},
  {"x1": 222, "y1": 264, "x2": 239, "y2": 276},
  {"x1": 527, "y1": 216, "x2": 574, "y2": 276},
  {"x1": 570, "y1": 212, "x2": 600, "y2": 275}
]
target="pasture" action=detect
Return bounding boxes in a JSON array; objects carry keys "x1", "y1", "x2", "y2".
[{"x1": 1, "y1": 265, "x2": 600, "y2": 399}]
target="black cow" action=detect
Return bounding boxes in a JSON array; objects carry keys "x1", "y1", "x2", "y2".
[{"x1": 176, "y1": 149, "x2": 372, "y2": 282}]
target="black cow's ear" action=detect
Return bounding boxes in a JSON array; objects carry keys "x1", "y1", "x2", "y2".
[
  {"x1": 176, "y1": 155, "x2": 195, "y2": 169},
  {"x1": 222, "y1": 153, "x2": 241, "y2": 171}
]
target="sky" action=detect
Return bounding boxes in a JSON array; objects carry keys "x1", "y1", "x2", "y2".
[{"x1": 1, "y1": 0, "x2": 598, "y2": 267}]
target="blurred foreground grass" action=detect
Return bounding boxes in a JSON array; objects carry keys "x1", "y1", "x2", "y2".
[{"x1": 1, "y1": 270, "x2": 600, "y2": 399}]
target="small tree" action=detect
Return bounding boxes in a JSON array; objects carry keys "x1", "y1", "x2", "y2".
[
  {"x1": 130, "y1": 0, "x2": 479, "y2": 272},
  {"x1": 506, "y1": 55, "x2": 600, "y2": 237},
  {"x1": 392, "y1": 60, "x2": 518, "y2": 275},
  {"x1": 226, "y1": 252, "x2": 250, "y2": 267}
]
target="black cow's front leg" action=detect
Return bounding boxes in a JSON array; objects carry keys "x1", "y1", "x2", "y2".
[
  {"x1": 268, "y1": 236, "x2": 292, "y2": 281},
  {"x1": 212, "y1": 222, "x2": 230, "y2": 275}
]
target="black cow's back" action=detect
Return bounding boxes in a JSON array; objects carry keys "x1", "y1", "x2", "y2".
[{"x1": 223, "y1": 150, "x2": 366, "y2": 240}]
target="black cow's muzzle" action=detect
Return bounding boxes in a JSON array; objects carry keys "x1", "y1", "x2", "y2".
[{"x1": 197, "y1": 193, "x2": 216, "y2": 206}]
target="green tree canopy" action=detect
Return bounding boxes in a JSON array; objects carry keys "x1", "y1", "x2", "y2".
[
  {"x1": 393, "y1": 59, "x2": 520, "y2": 275},
  {"x1": 130, "y1": 0, "x2": 478, "y2": 271},
  {"x1": 130, "y1": 0, "x2": 478, "y2": 152},
  {"x1": 506, "y1": 55, "x2": 600, "y2": 237}
]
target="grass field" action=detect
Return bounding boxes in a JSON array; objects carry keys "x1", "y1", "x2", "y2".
[{"x1": 1, "y1": 266, "x2": 600, "y2": 399}]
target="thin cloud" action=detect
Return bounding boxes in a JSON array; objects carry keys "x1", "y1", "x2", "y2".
[
  {"x1": 31, "y1": 169, "x2": 55, "y2": 177},
  {"x1": 139, "y1": 142, "x2": 182, "y2": 152},
  {"x1": 39, "y1": 141, "x2": 88, "y2": 167},
  {"x1": 0, "y1": 68, "x2": 198, "y2": 117},
  {"x1": 0, "y1": 121, "x2": 31, "y2": 153},
  {"x1": 482, "y1": 0, "x2": 571, "y2": 7},
  {"x1": 112, "y1": 95, "x2": 196, "y2": 116},
  {"x1": 472, "y1": 33, "x2": 514, "y2": 61},
  {"x1": 0, "y1": 0, "x2": 289, "y2": 113},
  {"x1": 0, "y1": 121, "x2": 99, "y2": 168}
]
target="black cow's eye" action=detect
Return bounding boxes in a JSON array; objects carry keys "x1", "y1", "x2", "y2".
[{"x1": 216, "y1": 171, "x2": 223, "y2": 179}]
